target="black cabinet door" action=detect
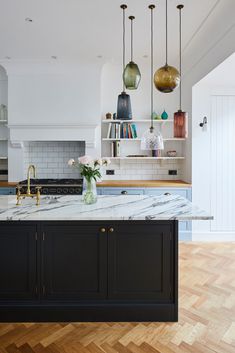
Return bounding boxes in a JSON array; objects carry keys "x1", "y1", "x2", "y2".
[
  {"x1": 41, "y1": 223, "x2": 107, "y2": 300},
  {"x1": 0, "y1": 223, "x2": 37, "y2": 301},
  {"x1": 108, "y1": 222, "x2": 173, "y2": 301}
]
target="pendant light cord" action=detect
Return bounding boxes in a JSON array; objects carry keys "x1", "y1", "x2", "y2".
[
  {"x1": 149, "y1": 5, "x2": 155, "y2": 131},
  {"x1": 179, "y1": 7, "x2": 181, "y2": 110},
  {"x1": 122, "y1": 6, "x2": 126, "y2": 91},
  {"x1": 131, "y1": 18, "x2": 133, "y2": 62},
  {"x1": 177, "y1": 4, "x2": 184, "y2": 111},
  {"x1": 166, "y1": 0, "x2": 168, "y2": 65}
]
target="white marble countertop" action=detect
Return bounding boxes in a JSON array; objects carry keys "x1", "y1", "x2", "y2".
[{"x1": 0, "y1": 194, "x2": 212, "y2": 221}]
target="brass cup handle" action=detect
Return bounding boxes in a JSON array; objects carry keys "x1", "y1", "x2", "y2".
[
  {"x1": 109, "y1": 227, "x2": 114, "y2": 233},
  {"x1": 121, "y1": 190, "x2": 128, "y2": 195},
  {"x1": 100, "y1": 228, "x2": 106, "y2": 233}
]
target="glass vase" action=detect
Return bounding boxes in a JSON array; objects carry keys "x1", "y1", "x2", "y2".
[{"x1": 83, "y1": 178, "x2": 97, "y2": 205}]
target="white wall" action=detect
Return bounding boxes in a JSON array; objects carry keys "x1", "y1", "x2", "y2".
[
  {"x1": 6, "y1": 62, "x2": 102, "y2": 181},
  {"x1": 8, "y1": 63, "x2": 102, "y2": 125},
  {"x1": 192, "y1": 53, "x2": 235, "y2": 241}
]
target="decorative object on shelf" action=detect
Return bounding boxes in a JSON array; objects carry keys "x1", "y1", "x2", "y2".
[
  {"x1": 154, "y1": 0, "x2": 180, "y2": 93},
  {"x1": 0, "y1": 104, "x2": 7, "y2": 121},
  {"x1": 167, "y1": 150, "x2": 177, "y2": 157},
  {"x1": 141, "y1": 5, "x2": 164, "y2": 156},
  {"x1": 113, "y1": 113, "x2": 117, "y2": 120},
  {"x1": 174, "y1": 4, "x2": 188, "y2": 138},
  {"x1": 106, "y1": 112, "x2": 112, "y2": 120},
  {"x1": 161, "y1": 110, "x2": 168, "y2": 120},
  {"x1": 152, "y1": 112, "x2": 158, "y2": 120},
  {"x1": 68, "y1": 156, "x2": 111, "y2": 205},
  {"x1": 123, "y1": 16, "x2": 141, "y2": 90},
  {"x1": 152, "y1": 150, "x2": 162, "y2": 157},
  {"x1": 117, "y1": 4, "x2": 132, "y2": 120}
]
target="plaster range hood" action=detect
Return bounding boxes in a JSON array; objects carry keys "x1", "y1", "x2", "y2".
[{"x1": 8, "y1": 123, "x2": 100, "y2": 156}]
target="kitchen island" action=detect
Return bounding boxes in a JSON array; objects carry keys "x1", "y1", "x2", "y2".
[{"x1": 0, "y1": 194, "x2": 212, "y2": 322}]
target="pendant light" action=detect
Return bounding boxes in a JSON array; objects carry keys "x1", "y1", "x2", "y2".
[
  {"x1": 154, "y1": 0, "x2": 180, "y2": 93},
  {"x1": 117, "y1": 4, "x2": 132, "y2": 120},
  {"x1": 174, "y1": 4, "x2": 188, "y2": 138},
  {"x1": 123, "y1": 16, "x2": 141, "y2": 90},
  {"x1": 141, "y1": 5, "x2": 164, "y2": 154}
]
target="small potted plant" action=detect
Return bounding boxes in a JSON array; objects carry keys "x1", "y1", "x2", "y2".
[{"x1": 68, "y1": 156, "x2": 111, "y2": 204}]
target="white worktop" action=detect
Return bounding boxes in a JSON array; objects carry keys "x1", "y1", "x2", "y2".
[{"x1": 0, "y1": 194, "x2": 212, "y2": 221}]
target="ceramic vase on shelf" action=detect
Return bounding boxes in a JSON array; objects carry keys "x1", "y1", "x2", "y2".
[{"x1": 83, "y1": 177, "x2": 97, "y2": 205}]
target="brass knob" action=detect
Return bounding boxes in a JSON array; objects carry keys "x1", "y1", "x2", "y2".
[
  {"x1": 109, "y1": 227, "x2": 114, "y2": 233},
  {"x1": 100, "y1": 228, "x2": 106, "y2": 233},
  {"x1": 121, "y1": 190, "x2": 128, "y2": 195}
]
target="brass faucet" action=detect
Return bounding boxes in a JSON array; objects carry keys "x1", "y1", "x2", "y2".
[
  {"x1": 27, "y1": 164, "x2": 36, "y2": 195},
  {"x1": 16, "y1": 165, "x2": 41, "y2": 206}
]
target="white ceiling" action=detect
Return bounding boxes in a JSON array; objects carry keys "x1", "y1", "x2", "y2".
[
  {"x1": 0, "y1": 0, "x2": 231, "y2": 69},
  {"x1": 197, "y1": 52, "x2": 235, "y2": 87}
]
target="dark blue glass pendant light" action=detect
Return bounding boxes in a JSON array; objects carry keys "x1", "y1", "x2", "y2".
[{"x1": 117, "y1": 4, "x2": 132, "y2": 120}]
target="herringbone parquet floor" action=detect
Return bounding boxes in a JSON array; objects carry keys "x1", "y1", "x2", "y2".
[{"x1": 0, "y1": 243, "x2": 235, "y2": 353}]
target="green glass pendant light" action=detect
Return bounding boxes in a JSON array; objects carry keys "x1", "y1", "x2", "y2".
[{"x1": 123, "y1": 16, "x2": 141, "y2": 90}]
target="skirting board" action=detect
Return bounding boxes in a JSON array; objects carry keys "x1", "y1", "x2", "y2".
[{"x1": 192, "y1": 232, "x2": 235, "y2": 242}]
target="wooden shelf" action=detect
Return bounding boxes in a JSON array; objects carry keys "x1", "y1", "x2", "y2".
[
  {"x1": 103, "y1": 156, "x2": 185, "y2": 161},
  {"x1": 102, "y1": 138, "x2": 186, "y2": 141},
  {"x1": 102, "y1": 119, "x2": 173, "y2": 123}
]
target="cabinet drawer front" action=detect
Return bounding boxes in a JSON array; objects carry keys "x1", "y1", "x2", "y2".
[
  {"x1": 0, "y1": 223, "x2": 37, "y2": 301},
  {"x1": 41, "y1": 223, "x2": 107, "y2": 301},
  {"x1": 144, "y1": 188, "x2": 188, "y2": 198},
  {"x1": 108, "y1": 222, "x2": 174, "y2": 301},
  {"x1": 101, "y1": 188, "x2": 144, "y2": 195},
  {"x1": 0, "y1": 188, "x2": 15, "y2": 195}
]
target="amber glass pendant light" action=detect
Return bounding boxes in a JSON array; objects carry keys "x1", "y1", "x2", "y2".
[
  {"x1": 141, "y1": 5, "x2": 164, "y2": 155},
  {"x1": 154, "y1": 0, "x2": 180, "y2": 93},
  {"x1": 174, "y1": 4, "x2": 188, "y2": 138},
  {"x1": 123, "y1": 16, "x2": 141, "y2": 90},
  {"x1": 117, "y1": 4, "x2": 132, "y2": 120}
]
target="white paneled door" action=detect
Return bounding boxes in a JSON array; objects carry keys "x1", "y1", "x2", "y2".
[
  {"x1": 192, "y1": 88, "x2": 235, "y2": 240},
  {"x1": 210, "y1": 95, "x2": 235, "y2": 232}
]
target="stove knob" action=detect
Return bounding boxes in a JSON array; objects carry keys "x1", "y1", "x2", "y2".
[
  {"x1": 42, "y1": 188, "x2": 48, "y2": 194},
  {"x1": 63, "y1": 188, "x2": 68, "y2": 194},
  {"x1": 69, "y1": 188, "x2": 74, "y2": 194},
  {"x1": 57, "y1": 188, "x2": 62, "y2": 194}
]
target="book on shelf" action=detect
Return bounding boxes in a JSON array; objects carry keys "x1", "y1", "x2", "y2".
[
  {"x1": 121, "y1": 123, "x2": 138, "y2": 139},
  {"x1": 107, "y1": 123, "x2": 121, "y2": 139},
  {"x1": 111, "y1": 141, "x2": 120, "y2": 157}
]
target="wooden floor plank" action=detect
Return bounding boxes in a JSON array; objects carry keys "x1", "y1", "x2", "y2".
[{"x1": 0, "y1": 243, "x2": 234, "y2": 353}]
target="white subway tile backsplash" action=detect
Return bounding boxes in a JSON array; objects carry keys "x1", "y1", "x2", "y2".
[
  {"x1": 23, "y1": 141, "x2": 85, "y2": 179},
  {"x1": 102, "y1": 160, "x2": 182, "y2": 181}
]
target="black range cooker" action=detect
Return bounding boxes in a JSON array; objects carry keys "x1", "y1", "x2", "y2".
[{"x1": 18, "y1": 178, "x2": 83, "y2": 195}]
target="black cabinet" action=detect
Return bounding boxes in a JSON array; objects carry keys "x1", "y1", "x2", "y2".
[
  {"x1": 0, "y1": 221, "x2": 178, "y2": 322},
  {"x1": 108, "y1": 223, "x2": 173, "y2": 301},
  {"x1": 41, "y1": 224, "x2": 107, "y2": 300},
  {"x1": 0, "y1": 223, "x2": 37, "y2": 301}
]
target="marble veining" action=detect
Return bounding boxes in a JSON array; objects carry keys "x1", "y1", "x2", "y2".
[{"x1": 0, "y1": 194, "x2": 212, "y2": 221}]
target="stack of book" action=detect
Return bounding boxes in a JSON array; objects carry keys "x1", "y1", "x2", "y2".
[
  {"x1": 106, "y1": 123, "x2": 137, "y2": 139},
  {"x1": 121, "y1": 123, "x2": 137, "y2": 139},
  {"x1": 107, "y1": 123, "x2": 121, "y2": 139}
]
